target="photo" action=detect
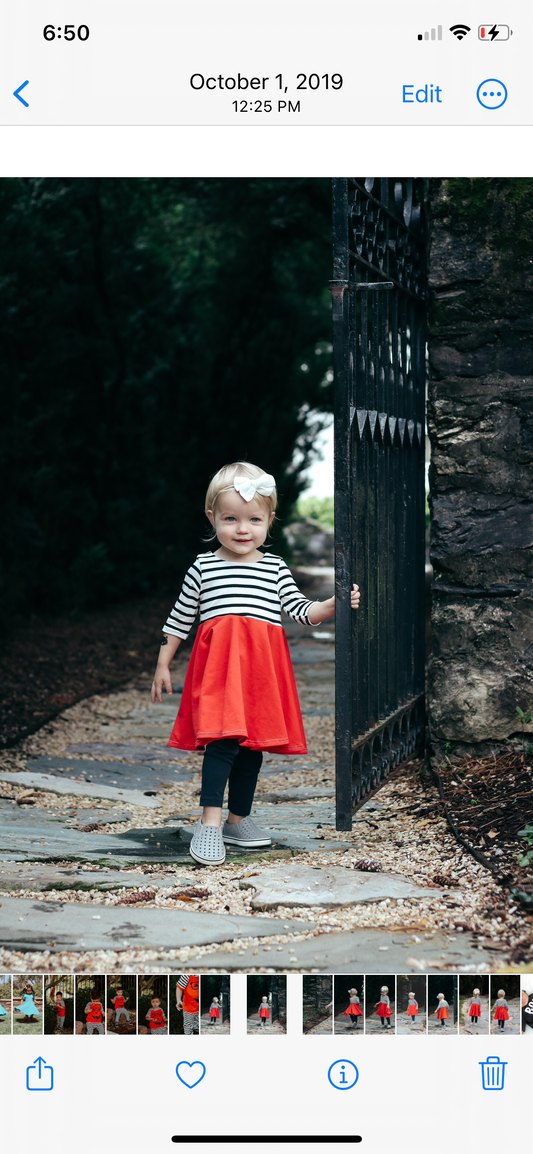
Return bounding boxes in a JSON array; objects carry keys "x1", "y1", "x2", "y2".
[
  {"x1": 75, "y1": 976, "x2": 106, "y2": 1035},
  {"x1": 459, "y1": 976, "x2": 489, "y2": 1036},
  {"x1": 0, "y1": 976, "x2": 12, "y2": 1036},
  {"x1": 364, "y1": 976, "x2": 395, "y2": 1035},
  {"x1": 333, "y1": 975, "x2": 364, "y2": 1034},
  {"x1": 107, "y1": 976, "x2": 137, "y2": 1034},
  {"x1": 13, "y1": 975, "x2": 43, "y2": 1036},
  {"x1": 303, "y1": 976, "x2": 333, "y2": 1035},
  {"x1": 522, "y1": 976, "x2": 533, "y2": 1035},
  {"x1": 490, "y1": 975, "x2": 520, "y2": 1035},
  {"x1": 200, "y1": 975, "x2": 230, "y2": 1034},
  {"x1": 247, "y1": 976, "x2": 287, "y2": 1034},
  {"x1": 169, "y1": 975, "x2": 199, "y2": 1035},
  {"x1": 139, "y1": 976, "x2": 168, "y2": 1036},
  {"x1": 427, "y1": 977, "x2": 458, "y2": 1034},
  {"x1": 44, "y1": 976, "x2": 75, "y2": 1036},
  {"x1": 1, "y1": 177, "x2": 532, "y2": 976},
  {"x1": 396, "y1": 976, "x2": 427, "y2": 1036}
]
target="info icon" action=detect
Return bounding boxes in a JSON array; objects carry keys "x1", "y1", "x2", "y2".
[{"x1": 328, "y1": 1060, "x2": 359, "y2": 1091}]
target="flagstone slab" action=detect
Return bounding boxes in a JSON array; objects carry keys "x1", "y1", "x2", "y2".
[
  {"x1": 189, "y1": 930, "x2": 502, "y2": 973},
  {"x1": 27, "y1": 756, "x2": 194, "y2": 789},
  {"x1": 0, "y1": 867, "x2": 196, "y2": 890},
  {"x1": 236, "y1": 803, "x2": 350, "y2": 851},
  {"x1": 0, "y1": 863, "x2": 195, "y2": 892},
  {"x1": 0, "y1": 896, "x2": 309, "y2": 952},
  {"x1": 260, "y1": 787, "x2": 335, "y2": 803},
  {"x1": 68, "y1": 742, "x2": 192, "y2": 763},
  {"x1": 0, "y1": 800, "x2": 188, "y2": 861},
  {"x1": 0, "y1": 771, "x2": 161, "y2": 809},
  {"x1": 69, "y1": 809, "x2": 132, "y2": 826},
  {"x1": 239, "y1": 863, "x2": 444, "y2": 909}
]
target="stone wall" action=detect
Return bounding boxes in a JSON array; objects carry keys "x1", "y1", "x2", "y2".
[{"x1": 427, "y1": 179, "x2": 533, "y2": 758}]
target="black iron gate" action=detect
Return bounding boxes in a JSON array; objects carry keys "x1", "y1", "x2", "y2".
[{"x1": 331, "y1": 178, "x2": 427, "y2": 831}]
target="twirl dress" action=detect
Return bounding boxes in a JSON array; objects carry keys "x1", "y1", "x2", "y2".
[
  {"x1": 376, "y1": 995, "x2": 391, "y2": 1018},
  {"x1": 210, "y1": 1002, "x2": 221, "y2": 1020},
  {"x1": 493, "y1": 998, "x2": 509, "y2": 1021},
  {"x1": 16, "y1": 993, "x2": 40, "y2": 1017},
  {"x1": 344, "y1": 998, "x2": 363, "y2": 1018},
  {"x1": 163, "y1": 553, "x2": 315, "y2": 754},
  {"x1": 468, "y1": 997, "x2": 481, "y2": 1018},
  {"x1": 259, "y1": 1004, "x2": 270, "y2": 1019},
  {"x1": 407, "y1": 997, "x2": 418, "y2": 1017}
]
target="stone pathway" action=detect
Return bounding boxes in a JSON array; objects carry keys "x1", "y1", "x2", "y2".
[
  {"x1": 396, "y1": 1009, "x2": 427, "y2": 1035},
  {"x1": 365, "y1": 1013, "x2": 395, "y2": 1035},
  {"x1": 304, "y1": 1016, "x2": 333, "y2": 1035},
  {"x1": 333, "y1": 1010, "x2": 364, "y2": 1035},
  {"x1": 428, "y1": 1006, "x2": 458, "y2": 1034},
  {"x1": 200, "y1": 1012, "x2": 230, "y2": 1034},
  {"x1": 0, "y1": 568, "x2": 527, "y2": 970},
  {"x1": 247, "y1": 1014, "x2": 286, "y2": 1034}
]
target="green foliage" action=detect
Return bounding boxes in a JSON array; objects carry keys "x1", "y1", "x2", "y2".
[
  {"x1": 296, "y1": 495, "x2": 334, "y2": 528},
  {"x1": 518, "y1": 825, "x2": 533, "y2": 868},
  {"x1": 0, "y1": 178, "x2": 333, "y2": 622},
  {"x1": 515, "y1": 705, "x2": 532, "y2": 755},
  {"x1": 444, "y1": 178, "x2": 533, "y2": 261}
]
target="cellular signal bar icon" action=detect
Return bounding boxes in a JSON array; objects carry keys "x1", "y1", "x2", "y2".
[{"x1": 418, "y1": 26, "x2": 442, "y2": 40}]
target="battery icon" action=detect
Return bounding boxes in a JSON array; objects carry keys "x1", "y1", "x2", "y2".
[{"x1": 478, "y1": 24, "x2": 512, "y2": 40}]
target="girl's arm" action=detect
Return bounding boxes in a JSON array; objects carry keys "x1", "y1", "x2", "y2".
[
  {"x1": 308, "y1": 583, "x2": 360, "y2": 623},
  {"x1": 151, "y1": 634, "x2": 182, "y2": 703}
]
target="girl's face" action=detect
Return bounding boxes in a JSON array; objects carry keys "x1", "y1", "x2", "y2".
[{"x1": 208, "y1": 492, "x2": 272, "y2": 558}]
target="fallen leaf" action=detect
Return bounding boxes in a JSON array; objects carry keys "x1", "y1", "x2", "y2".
[{"x1": 487, "y1": 829, "x2": 499, "y2": 839}]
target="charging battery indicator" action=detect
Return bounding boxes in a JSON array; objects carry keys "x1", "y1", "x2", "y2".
[{"x1": 478, "y1": 24, "x2": 512, "y2": 40}]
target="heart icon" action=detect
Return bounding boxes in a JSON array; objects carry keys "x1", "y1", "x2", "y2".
[{"x1": 176, "y1": 1061, "x2": 206, "y2": 1089}]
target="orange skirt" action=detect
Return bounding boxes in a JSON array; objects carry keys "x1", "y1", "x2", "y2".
[
  {"x1": 437, "y1": 1007, "x2": 449, "y2": 1019},
  {"x1": 407, "y1": 1006, "x2": 418, "y2": 1016},
  {"x1": 494, "y1": 1007, "x2": 509, "y2": 1021},
  {"x1": 344, "y1": 1004, "x2": 363, "y2": 1016},
  {"x1": 376, "y1": 1002, "x2": 391, "y2": 1017},
  {"x1": 168, "y1": 616, "x2": 307, "y2": 754},
  {"x1": 469, "y1": 1003, "x2": 481, "y2": 1017}
]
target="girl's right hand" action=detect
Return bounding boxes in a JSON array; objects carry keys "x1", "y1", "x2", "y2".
[{"x1": 151, "y1": 664, "x2": 173, "y2": 704}]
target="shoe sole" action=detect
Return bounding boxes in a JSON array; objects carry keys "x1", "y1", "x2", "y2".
[
  {"x1": 222, "y1": 835, "x2": 272, "y2": 848},
  {"x1": 189, "y1": 845, "x2": 226, "y2": 866}
]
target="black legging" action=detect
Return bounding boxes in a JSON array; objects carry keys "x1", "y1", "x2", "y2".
[{"x1": 200, "y1": 738, "x2": 262, "y2": 814}]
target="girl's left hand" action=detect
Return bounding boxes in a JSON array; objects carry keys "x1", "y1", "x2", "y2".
[{"x1": 351, "y1": 583, "x2": 360, "y2": 609}]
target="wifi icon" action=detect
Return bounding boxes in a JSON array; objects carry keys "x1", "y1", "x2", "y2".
[{"x1": 450, "y1": 23, "x2": 471, "y2": 39}]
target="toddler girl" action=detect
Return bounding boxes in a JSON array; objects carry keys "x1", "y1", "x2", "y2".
[
  {"x1": 435, "y1": 993, "x2": 449, "y2": 1026},
  {"x1": 152, "y1": 462, "x2": 359, "y2": 865},
  {"x1": 209, "y1": 996, "x2": 221, "y2": 1026},
  {"x1": 343, "y1": 988, "x2": 363, "y2": 1028},
  {"x1": 493, "y1": 989, "x2": 509, "y2": 1030},
  {"x1": 468, "y1": 989, "x2": 481, "y2": 1024},
  {"x1": 407, "y1": 992, "x2": 418, "y2": 1019},
  {"x1": 375, "y1": 986, "x2": 392, "y2": 1029},
  {"x1": 259, "y1": 996, "x2": 270, "y2": 1028},
  {"x1": 15, "y1": 982, "x2": 40, "y2": 1023}
]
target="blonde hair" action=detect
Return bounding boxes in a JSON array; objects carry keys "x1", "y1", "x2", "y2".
[
  {"x1": 473, "y1": 988, "x2": 480, "y2": 996},
  {"x1": 348, "y1": 988, "x2": 358, "y2": 996},
  {"x1": 204, "y1": 463, "x2": 278, "y2": 540},
  {"x1": 497, "y1": 989, "x2": 505, "y2": 998},
  {"x1": 381, "y1": 986, "x2": 388, "y2": 994},
  {"x1": 409, "y1": 992, "x2": 416, "y2": 998},
  {"x1": 437, "y1": 993, "x2": 444, "y2": 999}
]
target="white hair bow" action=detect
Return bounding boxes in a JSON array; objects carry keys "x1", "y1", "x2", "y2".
[{"x1": 233, "y1": 473, "x2": 276, "y2": 502}]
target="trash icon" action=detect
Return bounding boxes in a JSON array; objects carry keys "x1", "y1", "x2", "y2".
[{"x1": 479, "y1": 1056, "x2": 507, "y2": 1090}]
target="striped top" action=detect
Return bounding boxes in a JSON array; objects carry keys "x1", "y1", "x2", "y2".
[{"x1": 163, "y1": 552, "x2": 315, "y2": 640}]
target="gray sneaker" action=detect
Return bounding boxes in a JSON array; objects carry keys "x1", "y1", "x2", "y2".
[
  {"x1": 222, "y1": 816, "x2": 272, "y2": 848},
  {"x1": 189, "y1": 819, "x2": 226, "y2": 866}
]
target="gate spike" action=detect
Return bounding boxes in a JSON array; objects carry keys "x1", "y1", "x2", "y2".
[
  {"x1": 407, "y1": 419, "x2": 415, "y2": 446},
  {"x1": 378, "y1": 412, "x2": 388, "y2": 442},
  {"x1": 397, "y1": 418, "x2": 406, "y2": 446},
  {"x1": 416, "y1": 421, "x2": 423, "y2": 446},
  {"x1": 388, "y1": 415, "x2": 397, "y2": 444},
  {"x1": 367, "y1": 410, "x2": 378, "y2": 441},
  {"x1": 356, "y1": 409, "x2": 368, "y2": 441}
]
